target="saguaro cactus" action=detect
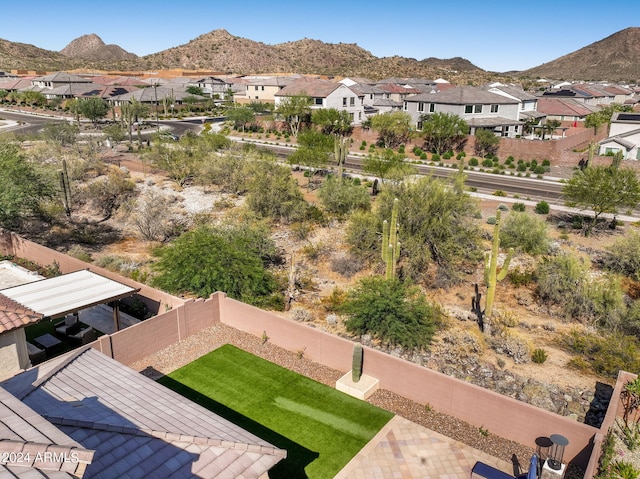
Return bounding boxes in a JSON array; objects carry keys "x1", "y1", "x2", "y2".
[
  {"x1": 352, "y1": 343, "x2": 363, "y2": 383},
  {"x1": 483, "y1": 209, "x2": 514, "y2": 323},
  {"x1": 59, "y1": 159, "x2": 72, "y2": 217},
  {"x1": 382, "y1": 198, "x2": 400, "y2": 279}
]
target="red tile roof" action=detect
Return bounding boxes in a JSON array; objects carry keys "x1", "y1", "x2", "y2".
[{"x1": 0, "y1": 293, "x2": 43, "y2": 334}]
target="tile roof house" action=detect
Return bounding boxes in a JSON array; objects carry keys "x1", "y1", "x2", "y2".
[
  {"x1": 0, "y1": 294, "x2": 43, "y2": 381},
  {"x1": 403, "y1": 86, "x2": 522, "y2": 138},
  {"x1": 536, "y1": 97, "x2": 599, "y2": 122},
  {"x1": 275, "y1": 79, "x2": 366, "y2": 125},
  {"x1": 598, "y1": 112, "x2": 640, "y2": 160},
  {"x1": 485, "y1": 84, "x2": 542, "y2": 121},
  {"x1": 0, "y1": 347, "x2": 287, "y2": 478},
  {"x1": 240, "y1": 75, "x2": 302, "y2": 103}
]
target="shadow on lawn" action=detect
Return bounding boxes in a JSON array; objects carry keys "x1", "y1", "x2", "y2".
[{"x1": 157, "y1": 372, "x2": 319, "y2": 479}]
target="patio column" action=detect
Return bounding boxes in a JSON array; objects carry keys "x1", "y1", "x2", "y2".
[{"x1": 112, "y1": 301, "x2": 121, "y2": 332}]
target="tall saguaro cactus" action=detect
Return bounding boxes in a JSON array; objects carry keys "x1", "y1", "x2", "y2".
[
  {"x1": 59, "y1": 159, "x2": 72, "y2": 217},
  {"x1": 382, "y1": 198, "x2": 400, "y2": 279},
  {"x1": 483, "y1": 209, "x2": 514, "y2": 324}
]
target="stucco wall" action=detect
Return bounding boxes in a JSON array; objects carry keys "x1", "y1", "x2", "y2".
[{"x1": 0, "y1": 329, "x2": 29, "y2": 381}]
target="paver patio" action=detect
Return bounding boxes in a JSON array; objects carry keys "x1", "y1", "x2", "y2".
[{"x1": 335, "y1": 415, "x2": 517, "y2": 479}]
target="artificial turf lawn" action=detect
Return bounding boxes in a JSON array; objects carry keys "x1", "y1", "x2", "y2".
[{"x1": 157, "y1": 344, "x2": 393, "y2": 479}]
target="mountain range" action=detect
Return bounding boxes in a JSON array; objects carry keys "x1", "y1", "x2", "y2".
[{"x1": 0, "y1": 28, "x2": 638, "y2": 83}]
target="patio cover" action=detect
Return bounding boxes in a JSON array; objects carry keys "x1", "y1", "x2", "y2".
[{"x1": 0, "y1": 269, "x2": 139, "y2": 319}]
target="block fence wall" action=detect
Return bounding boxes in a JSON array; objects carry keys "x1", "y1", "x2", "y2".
[{"x1": 2, "y1": 231, "x2": 621, "y2": 477}]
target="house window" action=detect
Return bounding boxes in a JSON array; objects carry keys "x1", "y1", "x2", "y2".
[
  {"x1": 349, "y1": 112, "x2": 354, "y2": 121},
  {"x1": 343, "y1": 97, "x2": 347, "y2": 107},
  {"x1": 465, "y1": 105, "x2": 473, "y2": 114},
  {"x1": 418, "y1": 102, "x2": 425, "y2": 112},
  {"x1": 429, "y1": 103, "x2": 435, "y2": 112},
  {"x1": 370, "y1": 94, "x2": 373, "y2": 100},
  {"x1": 417, "y1": 121, "x2": 423, "y2": 130},
  {"x1": 491, "y1": 104, "x2": 499, "y2": 113},
  {"x1": 261, "y1": 86, "x2": 265, "y2": 91},
  {"x1": 254, "y1": 86, "x2": 259, "y2": 91},
  {"x1": 314, "y1": 97, "x2": 323, "y2": 105},
  {"x1": 475, "y1": 105, "x2": 482, "y2": 113},
  {"x1": 350, "y1": 97, "x2": 355, "y2": 107},
  {"x1": 403, "y1": 102, "x2": 407, "y2": 111},
  {"x1": 358, "y1": 112, "x2": 362, "y2": 120}
]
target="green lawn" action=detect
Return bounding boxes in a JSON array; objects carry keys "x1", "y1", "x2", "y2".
[{"x1": 158, "y1": 344, "x2": 393, "y2": 479}]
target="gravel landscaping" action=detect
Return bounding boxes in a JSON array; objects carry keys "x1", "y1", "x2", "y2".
[{"x1": 130, "y1": 322, "x2": 557, "y2": 473}]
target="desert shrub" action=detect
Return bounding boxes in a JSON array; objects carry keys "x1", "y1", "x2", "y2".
[
  {"x1": 342, "y1": 277, "x2": 443, "y2": 350},
  {"x1": 497, "y1": 203, "x2": 509, "y2": 211},
  {"x1": 493, "y1": 190, "x2": 506, "y2": 197},
  {"x1": 345, "y1": 210, "x2": 380, "y2": 263},
  {"x1": 536, "y1": 252, "x2": 590, "y2": 313},
  {"x1": 487, "y1": 216, "x2": 497, "y2": 225},
  {"x1": 604, "y1": 230, "x2": 640, "y2": 281},
  {"x1": 432, "y1": 153, "x2": 440, "y2": 161},
  {"x1": 531, "y1": 348, "x2": 548, "y2": 363},
  {"x1": 490, "y1": 332, "x2": 530, "y2": 364},
  {"x1": 300, "y1": 241, "x2": 330, "y2": 261},
  {"x1": 534, "y1": 201, "x2": 550, "y2": 214},
  {"x1": 482, "y1": 158, "x2": 493, "y2": 168},
  {"x1": 500, "y1": 211, "x2": 551, "y2": 255},
  {"x1": 321, "y1": 287, "x2": 347, "y2": 312},
  {"x1": 611, "y1": 460, "x2": 640, "y2": 479},
  {"x1": 67, "y1": 245, "x2": 92, "y2": 263},
  {"x1": 508, "y1": 267, "x2": 534, "y2": 287},
  {"x1": 317, "y1": 176, "x2": 371, "y2": 215},
  {"x1": 291, "y1": 307, "x2": 314, "y2": 322},
  {"x1": 468, "y1": 157, "x2": 479, "y2": 166},
  {"x1": 512, "y1": 202, "x2": 526, "y2": 212},
  {"x1": 330, "y1": 252, "x2": 364, "y2": 278},
  {"x1": 433, "y1": 327, "x2": 486, "y2": 361},
  {"x1": 563, "y1": 329, "x2": 640, "y2": 378}
]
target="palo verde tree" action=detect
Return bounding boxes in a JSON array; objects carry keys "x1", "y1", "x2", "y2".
[
  {"x1": 311, "y1": 108, "x2": 353, "y2": 178},
  {"x1": 78, "y1": 97, "x2": 109, "y2": 127},
  {"x1": 369, "y1": 111, "x2": 413, "y2": 149},
  {"x1": 420, "y1": 112, "x2": 468, "y2": 155},
  {"x1": 585, "y1": 103, "x2": 632, "y2": 134},
  {"x1": 362, "y1": 148, "x2": 416, "y2": 183},
  {"x1": 0, "y1": 141, "x2": 54, "y2": 228},
  {"x1": 287, "y1": 129, "x2": 332, "y2": 190},
  {"x1": 563, "y1": 165, "x2": 640, "y2": 236},
  {"x1": 226, "y1": 106, "x2": 255, "y2": 132},
  {"x1": 275, "y1": 93, "x2": 312, "y2": 137}
]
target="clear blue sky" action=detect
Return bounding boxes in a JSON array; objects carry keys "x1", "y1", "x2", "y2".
[{"x1": 3, "y1": 0, "x2": 637, "y2": 73}]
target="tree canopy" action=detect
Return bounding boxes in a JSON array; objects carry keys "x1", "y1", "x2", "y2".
[
  {"x1": 473, "y1": 128, "x2": 500, "y2": 158},
  {"x1": 276, "y1": 93, "x2": 312, "y2": 137},
  {"x1": 226, "y1": 106, "x2": 255, "y2": 132},
  {"x1": 152, "y1": 224, "x2": 279, "y2": 305},
  {"x1": 0, "y1": 142, "x2": 53, "y2": 227},
  {"x1": 369, "y1": 111, "x2": 413, "y2": 149},
  {"x1": 421, "y1": 112, "x2": 468, "y2": 155},
  {"x1": 78, "y1": 97, "x2": 109, "y2": 126},
  {"x1": 362, "y1": 148, "x2": 416, "y2": 183},
  {"x1": 563, "y1": 165, "x2": 640, "y2": 235}
]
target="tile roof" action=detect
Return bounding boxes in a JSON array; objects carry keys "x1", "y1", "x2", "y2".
[
  {"x1": 1, "y1": 348, "x2": 286, "y2": 478},
  {"x1": 275, "y1": 78, "x2": 341, "y2": 98},
  {"x1": 0, "y1": 386, "x2": 93, "y2": 478},
  {"x1": 407, "y1": 86, "x2": 518, "y2": 105},
  {"x1": 488, "y1": 85, "x2": 538, "y2": 101},
  {"x1": 0, "y1": 293, "x2": 43, "y2": 334},
  {"x1": 536, "y1": 97, "x2": 599, "y2": 116}
]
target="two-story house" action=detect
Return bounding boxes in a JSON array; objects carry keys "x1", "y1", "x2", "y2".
[
  {"x1": 403, "y1": 86, "x2": 522, "y2": 137},
  {"x1": 192, "y1": 76, "x2": 233, "y2": 99},
  {"x1": 274, "y1": 79, "x2": 366, "y2": 124},
  {"x1": 240, "y1": 75, "x2": 302, "y2": 104}
]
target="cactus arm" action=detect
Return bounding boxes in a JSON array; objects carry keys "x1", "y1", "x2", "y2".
[{"x1": 497, "y1": 248, "x2": 515, "y2": 281}]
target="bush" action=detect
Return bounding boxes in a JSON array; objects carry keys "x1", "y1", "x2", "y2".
[
  {"x1": 509, "y1": 267, "x2": 534, "y2": 287},
  {"x1": 497, "y1": 203, "x2": 509, "y2": 211},
  {"x1": 469, "y1": 158, "x2": 479, "y2": 166},
  {"x1": 493, "y1": 190, "x2": 507, "y2": 197},
  {"x1": 534, "y1": 201, "x2": 550, "y2": 214},
  {"x1": 490, "y1": 333, "x2": 530, "y2": 364},
  {"x1": 563, "y1": 329, "x2": 640, "y2": 378},
  {"x1": 317, "y1": 176, "x2": 371, "y2": 215},
  {"x1": 512, "y1": 202, "x2": 526, "y2": 212},
  {"x1": 342, "y1": 277, "x2": 443, "y2": 350},
  {"x1": 487, "y1": 216, "x2": 497, "y2": 225},
  {"x1": 531, "y1": 348, "x2": 548, "y2": 364},
  {"x1": 500, "y1": 211, "x2": 551, "y2": 255},
  {"x1": 604, "y1": 230, "x2": 640, "y2": 281},
  {"x1": 420, "y1": 152, "x2": 427, "y2": 160},
  {"x1": 330, "y1": 253, "x2": 364, "y2": 278},
  {"x1": 482, "y1": 158, "x2": 494, "y2": 168},
  {"x1": 431, "y1": 153, "x2": 440, "y2": 161}
]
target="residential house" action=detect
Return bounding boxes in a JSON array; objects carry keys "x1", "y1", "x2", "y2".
[
  {"x1": 349, "y1": 83, "x2": 402, "y2": 116},
  {"x1": 598, "y1": 111, "x2": 640, "y2": 160},
  {"x1": 191, "y1": 76, "x2": 233, "y2": 99},
  {"x1": 541, "y1": 87, "x2": 595, "y2": 105},
  {"x1": 601, "y1": 84, "x2": 635, "y2": 104},
  {"x1": 240, "y1": 75, "x2": 302, "y2": 104},
  {"x1": 274, "y1": 79, "x2": 366, "y2": 124},
  {"x1": 338, "y1": 77, "x2": 374, "y2": 87},
  {"x1": 0, "y1": 347, "x2": 286, "y2": 478},
  {"x1": 30, "y1": 72, "x2": 93, "y2": 91},
  {"x1": 536, "y1": 97, "x2": 599, "y2": 123},
  {"x1": 403, "y1": 85, "x2": 522, "y2": 137}
]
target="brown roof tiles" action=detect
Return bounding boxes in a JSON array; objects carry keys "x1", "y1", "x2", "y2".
[{"x1": 0, "y1": 293, "x2": 43, "y2": 334}]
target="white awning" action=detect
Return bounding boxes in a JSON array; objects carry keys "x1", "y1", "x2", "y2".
[{"x1": 0, "y1": 270, "x2": 139, "y2": 318}]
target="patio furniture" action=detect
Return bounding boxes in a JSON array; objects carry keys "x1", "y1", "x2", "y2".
[
  {"x1": 69, "y1": 327, "x2": 97, "y2": 345},
  {"x1": 471, "y1": 462, "x2": 528, "y2": 479},
  {"x1": 34, "y1": 333, "x2": 62, "y2": 351},
  {"x1": 54, "y1": 314, "x2": 80, "y2": 336},
  {"x1": 26, "y1": 342, "x2": 46, "y2": 364}
]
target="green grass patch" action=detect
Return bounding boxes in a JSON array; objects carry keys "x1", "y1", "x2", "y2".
[{"x1": 158, "y1": 344, "x2": 393, "y2": 479}]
